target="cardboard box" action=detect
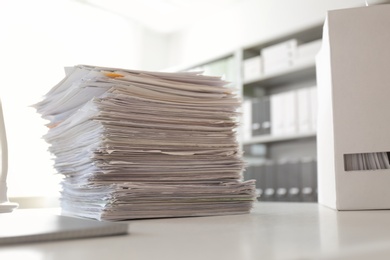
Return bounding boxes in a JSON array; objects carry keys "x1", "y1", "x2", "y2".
[{"x1": 316, "y1": 4, "x2": 390, "y2": 210}]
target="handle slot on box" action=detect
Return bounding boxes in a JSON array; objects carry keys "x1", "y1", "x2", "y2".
[{"x1": 344, "y1": 152, "x2": 390, "y2": 171}]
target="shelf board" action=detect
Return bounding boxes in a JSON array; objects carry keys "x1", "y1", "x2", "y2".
[
  {"x1": 243, "y1": 60, "x2": 316, "y2": 88},
  {"x1": 242, "y1": 131, "x2": 316, "y2": 145}
]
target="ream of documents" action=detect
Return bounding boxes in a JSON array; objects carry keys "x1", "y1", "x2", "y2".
[{"x1": 34, "y1": 65, "x2": 257, "y2": 221}]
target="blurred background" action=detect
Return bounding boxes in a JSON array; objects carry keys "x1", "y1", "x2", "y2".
[{"x1": 0, "y1": 0, "x2": 385, "y2": 207}]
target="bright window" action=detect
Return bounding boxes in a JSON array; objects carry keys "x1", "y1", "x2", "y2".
[{"x1": 0, "y1": 0, "x2": 145, "y2": 202}]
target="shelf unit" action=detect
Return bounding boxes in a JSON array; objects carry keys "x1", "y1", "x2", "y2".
[
  {"x1": 178, "y1": 23, "x2": 322, "y2": 144},
  {"x1": 241, "y1": 24, "x2": 322, "y2": 155},
  {"x1": 175, "y1": 22, "x2": 323, "y2": 203}
]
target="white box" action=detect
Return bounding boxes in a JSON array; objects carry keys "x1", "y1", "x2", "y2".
[
  {"x1": 262, "y1": 39, "x2": 297, "y2": 76},
  {"x1": 243, "y1": 56, "x2": 262, "y2": 81},
  {"x1": 261, "y1": 39, "x2": 298, "y2": 64},
  {"x1": 316, "y1": 4, "x2": 390, "y2": 210},
  {"x1": 295, "y1": 39, "x2": 322, "y2": 66}
]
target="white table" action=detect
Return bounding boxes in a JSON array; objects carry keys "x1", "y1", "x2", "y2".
[{"x1": 1, "y1": 202, "x2": 390, "y2": 260}]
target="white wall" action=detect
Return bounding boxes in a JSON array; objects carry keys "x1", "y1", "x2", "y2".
[
  {"x1": 0, "y1": 0, "x2": 167, "y2": 198},
  {"x1": 165, "y1": 0, "x2": 383, "y2": 69}
]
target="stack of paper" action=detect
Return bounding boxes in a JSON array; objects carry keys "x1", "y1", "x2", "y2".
[{"x1": 34, "y1": 65, "x2": 256, "y2": 221}]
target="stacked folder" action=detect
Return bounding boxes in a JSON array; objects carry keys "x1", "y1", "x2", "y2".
[{"x1": 34, "y1": 65, "x2": 256, "y2": 221}]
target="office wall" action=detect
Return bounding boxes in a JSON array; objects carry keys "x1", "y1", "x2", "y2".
[
  {"x1": 0, "y1": 0, "x2": 166, "y2": 198},
  {"x1": 165, "y1": 0, "x2": 384, "y2": 69},
  {"x1": 1, "y1": 0, "x2": 385, "y2": 201}
]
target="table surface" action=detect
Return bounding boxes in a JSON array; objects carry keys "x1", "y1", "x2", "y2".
[{"x1": 2, "y1": 202, "x2": 390, "y2": 260}]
